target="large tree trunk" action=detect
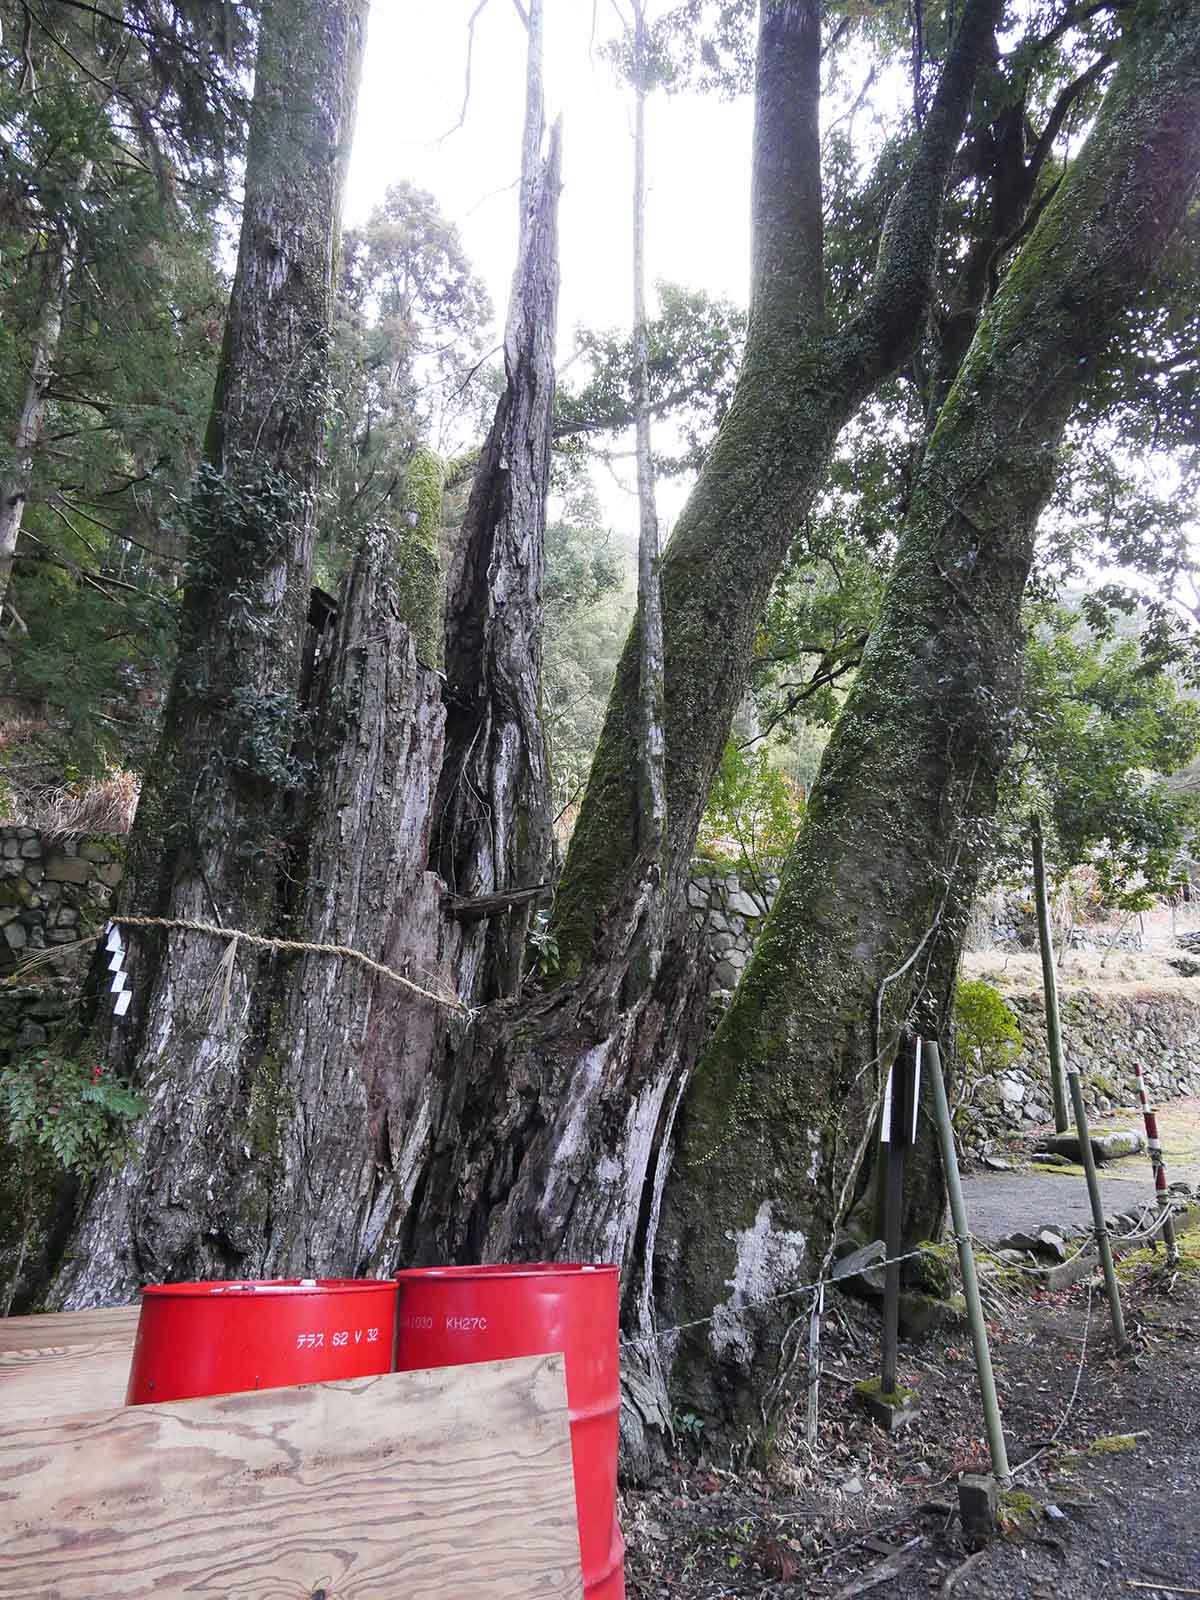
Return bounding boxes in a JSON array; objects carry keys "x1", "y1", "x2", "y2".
[
  {"x1": 395, "y1": 0, "x2": 995, "y2": 1472},
  {"x1": 55, "y1": 0, "x2": 368, "y2": 1306},
  {"x1": 660, "y1": 0, "x2": 1200, "y2": 1445}
]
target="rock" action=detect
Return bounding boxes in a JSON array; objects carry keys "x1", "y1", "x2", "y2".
[
  {"x1": 77, "y1": 841, "x2": 111, "y2": 864},
  {"x1": 713, "y1": 960, "x2": 740, "y2": 989},
  {"x1": 44, "y1": 854, "x2": 91, "y2": 885},
  {"x1": 841, "y1": 1476, "x2": 864, "y2": 1495},
  {"x1": 997, "y1": 1231, "x2": 1041, "y2": 1253},
  {"x1": 1040, "y1": 1130, "x2": 1145, "y2": 1165},
  {"x1": 19, "y1": 838, "x2": 40, "y2": 858},
  {"x1": 995, "y1": 1248, "x2": 1030, "y2": 1266},
  {"x1": 728, "y1": 889, "x2": 763, "y2": 918},
  {"x1": 999, "y1": 1076, "x2": 1026, "y2": 1105},
  {"x1": 686, "y1": 882, "x2": 707, "y2": 910},
  {"x1": 1031, "y1": 1152, "x2": 1072, "y2": 1168},
  {"x1": 1035, "y1": 1229, "x2": 1068, "y2": 1262},
  {"x1": 1044, "y1": 1504, "x2": 1067, "y2": 1523},
  {"x1": 3, "y1": 921, "x2": 27, "y2": 950},
  {"x1": 982, "y1": 1155, "x2": 1013, "y2": 1171},
  {"x1": 833, "y1": 1237, "x2": 886, "y2": 1288}
]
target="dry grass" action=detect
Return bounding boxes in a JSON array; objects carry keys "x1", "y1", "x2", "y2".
[
  {"x1": 0, "y1": 767, "x2": 140, "y2": 835},
  {"x1": 963, "y1": 947, "x2": 1200, "y2": 994}
]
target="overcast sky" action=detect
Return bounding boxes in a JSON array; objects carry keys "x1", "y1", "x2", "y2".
[{"x1": 344, "y1": 1, "x2": 756, "y2": 528}]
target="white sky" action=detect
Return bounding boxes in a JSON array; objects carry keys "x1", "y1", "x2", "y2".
[{"x1": 344, "y1": 0, "x2": 756, "y2": 528}]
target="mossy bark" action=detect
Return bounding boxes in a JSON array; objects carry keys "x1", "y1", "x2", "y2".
[
  {"x1": 661, "y1": 0, "x2": 1200, "y2": 1443},
  {"x1": 552, "y1": 0, "x2": 997, "y2": 976},
  {"x1": 53, "y1": 0, "x2": 368, "y2": 1304}
]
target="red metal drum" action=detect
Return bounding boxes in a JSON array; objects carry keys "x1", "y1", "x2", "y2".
[
  {"x1": 394, "y1": 1263, "x2": 624, "y2": 1599},
  {"x1": 125, "y1": 1278, "x2": 397, "y2": 1405}
]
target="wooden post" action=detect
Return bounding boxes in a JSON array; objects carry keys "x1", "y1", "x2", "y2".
[
  {"x1": 880, "y1": 1033, "x2": 918, "y2": 1396},
  {"x1": 1133, "y1": 1060, "x2": 1179, "y2": 1264},
  {"x1": 1031, "y1": 812, "x2": 1071, "y2": 1133}
]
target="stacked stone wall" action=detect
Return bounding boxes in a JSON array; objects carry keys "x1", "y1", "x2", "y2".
[
  {"x1": 0, "y1": 828, "x2": 124, "y2": 1058},
  {"x1": 687, "y1": 862, "x2": 1200, "y2": 1145}
]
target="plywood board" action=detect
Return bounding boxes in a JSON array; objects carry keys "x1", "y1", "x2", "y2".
[
  {"x1": 0, "y1": 1353, "x2": 585, "y2": 1600},
  {"x1": 0, "y1": 1333, "x2": 134, "y2": 1426},
  {"x1": 0, "y1": 1304, "x2": 139, "y2": 1353},
  {"x1": 1, "y1": 1305, "x2": 139, "y2": 1428}
]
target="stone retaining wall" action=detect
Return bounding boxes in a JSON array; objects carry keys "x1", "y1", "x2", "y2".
[
  {"x1": 958, "y1": 985, "x2": 1200, "y2": 1156},
  {"x1": 0, "y1": 829, "x2": 124, "y2": 1059},
  {"x1": 0, "y1": 828, "x2": 123, "y2": 973},
  {"x1": 686, "y1": 862, "x2": 1200, "y2": 1144}
]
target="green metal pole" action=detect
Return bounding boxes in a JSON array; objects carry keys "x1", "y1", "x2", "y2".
[
  {"x1": 927, "y1": 1042, "x2": 1010, "y2": 1481},
  {"x1": 1068, "y1": 1070, "x2": 1129, "y2": 1351},
  {"x1": 1031, "y1": 813, "x2": 1070, "y2": 1133}
]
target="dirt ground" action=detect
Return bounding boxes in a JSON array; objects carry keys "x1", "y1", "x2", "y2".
[{"x1": 624, "y1": 1243, "x2": 1200, "y2": 1599}]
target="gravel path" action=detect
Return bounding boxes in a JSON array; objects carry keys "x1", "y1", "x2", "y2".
[{"x1": 960, "y1": 1097, "x2": 1200, "y2": 1243}]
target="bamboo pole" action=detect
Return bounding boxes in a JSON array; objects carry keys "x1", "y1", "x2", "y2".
[
  {"x1": 1068, "y1": 1070, "x2": 1129, "y2": 1350},
  {"x1": 1031, "y1": 813, "x2": 1070, "y2": 1132},
  {"x1": 927, "y1": 1042, "x2": 1010, "y2": 1480}
]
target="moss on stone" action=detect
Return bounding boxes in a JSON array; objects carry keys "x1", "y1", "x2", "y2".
[{"x1": 853, "y1": 1376, "x2": 917, "y2": 1406}]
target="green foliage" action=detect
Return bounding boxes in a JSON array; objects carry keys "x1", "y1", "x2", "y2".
[
  {"x1": 335, "y1": 181, "x2": 493, "y2": 469},
  {"x1": 992, "y1": 606, "x2": 1200, "y2": 906},
  {"x1": 543, "y1": 487, "x2": 631, "y2": 816},
  {"x1": 697, "y1": 741, "x2": 805, "y2": 873},
  {"x1": 555, "y1": 283, "x2": 746, "y2": 477},
  {"x1": 526, "y1": 910, "x2": 560, "y2": 979},
  {"x1": 954, "y1": 980, "x2": 1023, "y2": 1076},
  {"x1": 2, "y1": 1049, "x2": 145, "y2": 1178},
  {"x1": 0, "y1": 0, "x2": 237, "y2": 792}
]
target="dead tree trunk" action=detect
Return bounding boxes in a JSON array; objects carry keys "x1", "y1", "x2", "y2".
[
  {"x1": 433, "y1": 3, "x2": 560, "y2": 1005},
  {"x1": 661, "y1": 0, "x2": 1200, "y2": 1445},
  {"x1": 54, "y1": 0, "x2": 368, "y2": 1307}
]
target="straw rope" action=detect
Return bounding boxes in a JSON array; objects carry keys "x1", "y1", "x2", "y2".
[{"x1": 3, "y1": 914, "x2": 469, "y2": 1015}]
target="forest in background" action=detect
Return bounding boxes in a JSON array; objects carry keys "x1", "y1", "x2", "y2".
[{"x1": 2, "y1": 0, "x2": 1200, "y2": 1463}]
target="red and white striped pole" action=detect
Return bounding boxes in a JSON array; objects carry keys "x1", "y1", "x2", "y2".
[{"x1": 1133, "y1": 1061, "x2": 1180, "y2": 1264}]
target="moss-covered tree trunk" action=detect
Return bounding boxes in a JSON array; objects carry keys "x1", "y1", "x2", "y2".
[
  {"x1": 660, "y1": 0, "x2": 1200, "y2": 1443},
  {"x1": 54, "y1": 0, "x2": 368, "y2": 1304}
]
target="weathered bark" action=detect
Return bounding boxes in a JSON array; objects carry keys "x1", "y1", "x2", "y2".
[
  {"x1": 662, "y1": 0, "x2": 1200, "y2": 1443},
  {"x1": 433, "y1": 3, "x2": 559, "y2": 1003},
  {"x1": 0, "y1": 161, "x2": 93, "y2": 622},
  {"x1": 54, "y1": 0, "x2": 368, "y2": 1306},
  {"x1": 250, "y1": 536, "x2": 449, "y2": 1278}
]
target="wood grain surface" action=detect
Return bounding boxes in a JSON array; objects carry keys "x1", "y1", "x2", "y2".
[
  {"x1": 0, "y1": 1334, "x2": 135, "y2": 1426},
  {"x1": 0, "y1": 1352, "x2": 585, "y2": 1600},
  {"x1": 0, "y1": 1304, "x2": 139, "y2": 1353}
]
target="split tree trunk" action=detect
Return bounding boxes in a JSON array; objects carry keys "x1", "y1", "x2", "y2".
[
  {"x1": 433, "y1": 1, "x2": 559, "y2": 1005},
  {"x1": 661, "y1": 0, "x2": 1200, "y2": 1443},
  {"x1": 55, "y1": 0, "x2": 368, "y2": 1305}
]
